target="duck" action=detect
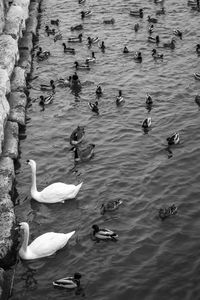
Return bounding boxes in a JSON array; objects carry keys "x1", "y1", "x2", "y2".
[
  {"x1": 163, "y1": 38, "x2": 176, "y2": 49},
  {"x1": 152, "y1": 48, "x2": 163, "y2": 59},
  {"x1": 26, "y1": 159, "x2": 83, "y2": 203},
  {"x1": 123, "y1": 46, "x2": 129, "y2": 53},
  {"x1": 74, "y1": 61, "x2": 90, "y2": 70},
  {"x1": 194, "y1": 72, "x2": 200, "y2": 80},
  {"x1": 148, "y1": 24, "x2": 154, "y2": 35},
  {"x1": 196, "y1": 44, "x2": 200, "y2": 54},
  {"x1": 53, "y1": 273, "x2": 82, "y2": 289},
  {"x1": 116, "y1": 90, "x2": 124, "y2": 105},
  {"x1": 92, "y1": 224, "x2": 118, "y2": 241},
  {"x1": 166, "y1": 133, "x2": 180, "y2": 145},
  {"x1": 146, "y1": 93, "x2": 153, "y2": 105},
  {"x1": 71, "y1": 24, "x2": 83, "y2": 31},
  {"x1": 36, "y1": 47, "x2": 50, "y2": 61},
  {"x1": 86, "y1": 51, "x2": 96, "y2": 63},
  {"x1": 70, "y1": 126, "x2": 85, "y2": 145},
  {"x1": 40, "y1": 80, "x2": 55, "y2": 91},
  {"x1": 159, "y1": 204, "x2": 178, "y2": 220},
  {"x1": 81, "y1": 10, "x2": 92, "y2": 19},
  {"x1": 51, "y1": 19, "x2": 59, "y2": 26},
  {"x1": 100, "y1": 199, "x2": 123, "y2": 215},
  {"x1": 87, "y1": 36, "x2": 99, "y2": 46},
  {"x1": 45, "y1": 25, "x2": 55, "y2": 35},
  {"x1": 54, "y1": 33, "x2": 62, "y2": 42},
  {"x1": 62, "y1": 43, "x2": 75, "y2": 54},
  {"x1": 148, "y1": 15, "x2": 158, "y2": 23},
  {"x1": 18, "y1": 222, "x2": 75, "y2": 260},
  {"x1": 173, "y1": 29, "x2": 182, "y2": 40},
  {"x1": 79, "y1": 0, "x2": 85, "y2": 4},
  {"x1": 39, "y1": 93, "x2": 54, "y2": 108},
  {"x1": 96, "y1": 85, "x2": 103, "y2": 96},
  {"x1": 130, "y1": 8, "x2": 143, "y2": 18},
  {"x1": 99, "y1": 41, "x2": 106, "y2": 52},
  {"x1": 88, "y1": 101, "x2": 99, "y2": 114},
  {"x1": 68, "y1": 33, "x2": 83, "y2": 43},
  {"x1": 154, "y1": 0, "x2": 164, "y2": 3},
  {"x1": 72, "y1": 144, "x2": 95, "y2": 162},
  {"x1": 142, "y1": 117, "x2": 151, "y2": 128},
  {"x1": 103, "y1": 18, "x2": 115, "y2": 24},
  {"x1": 148, "y1": 35, "x2": 160, "y2": 44},
  {"x1": 56, "y1": 77, "x2": 71, "y2": 87},
  {"x1": 134, "y1": 23, "x2": 140, "y2": 32},
  {"x1": 134, "y1": 51, "x2": 142, "y2": 62},
  {"x1": 156, "y1": 7, "x2": 165, "y2": 15}
]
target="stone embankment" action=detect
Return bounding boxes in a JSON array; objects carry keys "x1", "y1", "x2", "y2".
[{"x1": 0, "y1": 0, "x2": 40, "y2": 298}]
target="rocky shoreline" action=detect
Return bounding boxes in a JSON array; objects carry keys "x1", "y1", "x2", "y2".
[{"x1": 0, "y1": 0, "x2": 41, "y2": 298}]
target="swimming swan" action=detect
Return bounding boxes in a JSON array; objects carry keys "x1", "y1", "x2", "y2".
[
  {"x1": 27, "y1": 159, "x2": 83, "y2": 203},
  {"x1": 18, "y1": 222, "x2": 75, "y2": 260}
]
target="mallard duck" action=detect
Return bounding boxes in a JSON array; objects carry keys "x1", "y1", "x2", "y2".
[
  {"x1": 71, "y1": 24, "x2": 83, "y2": 31},
  {"x1": 146, "y1": 93, "x2": 153, "y2": 105},
  {"x1": 123, "y1": 46, "x2": 129, "y2": 53},
  {"x1": 195, "y1": 94, "x2": 200, "y2": 106},
  {"x1": 103, "y1": 18, "x2": 115, "y2": 24},
  {"x1": 100, "y1": 199, "x2": 123, "y2": 215},
  {"x1": 154, "y1": 0, "x2": 164, "y2": 3},
  {"x1": 148, "y1": 24, "x2": 154, "y2": 35},
  {"x1": 148, "y1": 16, "x2": 158, "y2": 23},
  {"x1": 163, "y1": 39, "x2": 176, "y2": 49},
  {"x1": 142, "y1": 117, "x2": 151, "y2": 128},
  {"x1": 156, "y1": 7, "x2": 165, "y2": 15},
  {"x1": 81, "y1": 10, "x2": 92, "y2": 19},
  {"x1": 62, "y1": 43, "x2": 75, "y2": 54},
  {"x1": 74, "y1": 61, "x2": 90, "y2": 70},
  {"x1": 166, "y1": 133, "x2": 180, "y2": 145},
  {"x1": 79, "y1": 0, "x2": 86, "y2": 4},
  {"x1": 39, "y1": 93, "x2": 54, "y2": 107},
  {"x1": 116, "y1": 90, "x2": 124, "y2": 105},
  {"x1": 173, "y1": 29, "x2": 182, "y2": 40},
  {"x1": 194, "y1": 72, "x2": 200, "y2": 80},
  {"x1": 159, "y1": 204, "x2": 177, "y2": 220},
  {"x1": 40, "y1": 80, "x2": 55, "y2": 91},
  {"x1": 54, "y1": 33, "x2": 62, "y2": 42},
  {"x1": 152, "y1": 48, "x2": 163, "y2": 59},
  {"x1": 87, "y1": 36, "x2": 99, "y2": 46},
  {"x1": 53, "y1": 273, "x2": 82, "y2": 289},
  {"x1": 134, "y1": 51, "x2": 142, "y2": 62},
  {"x1": 51, "y1": 19, "x2": 59, "y2": 26},
  {"x1": 86, "y1": 51, "x2": 96, "y2": 63},
  {"x1": 96, "y1": 85, "x2": 103, "y2": 96},
  {"x1": 70, "y1": 126, "x2": 85, "y2": 145},
  {"x1": 36, "y1": 47, "x2": 50, "y2": 61},
  {"x1": 26, "y1": 159, "x2": 83, "y2": 203},
  {"x1": 130, "y1": 8, "x2": 143, "y2": 18},
  {"x1": 196, "y1": 44, "x2": 200, "y2": 54},
  {"x1": 148, "y1": 35, "x2": 160, "y2": 44},
  {"x1": 18, "y1": 222, "x2": 75, "y2": 260},
  {"x1": 92, "y1": 224, "x2": 118, "y2": 241},
  {"x1": 45, "y1": 26, "x2": 55, "y2": 35},
  {"x1": 134, "y1": 23, "x2": 140, "y2": 32},
  {"x1": 68, "y1": 33, "x2": 83, "y2": 43},
  {"x1": 72, "y1": 144, "x2": 95, "y2": 162},
  {"x1": 99, "y1": 41, "x2": 106, "y2": 52},
  {"x1": 88, "y1": 101, "x2": 99, "y2": 114}
]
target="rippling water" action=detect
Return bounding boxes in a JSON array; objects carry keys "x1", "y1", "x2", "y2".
[{"x1": 10, "y1": 0, "x2": 200, "y2": 299}]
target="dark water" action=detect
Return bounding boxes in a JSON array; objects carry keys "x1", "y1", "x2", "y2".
[{"x1": 10, "y1": 0, "x2": 200, "y2": 299}]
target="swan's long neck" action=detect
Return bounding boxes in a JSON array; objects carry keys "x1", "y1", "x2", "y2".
[
  {"x1": 21, "y1": 223, "x2": 29, "y2": 252},
  {"x1": 30, "y1": 163, "x2": 37, "y2": 194}
]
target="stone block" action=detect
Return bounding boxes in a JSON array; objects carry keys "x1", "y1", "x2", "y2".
[
  {"x1": 0, "y1": 68, "x2": 10, "y2": 95},
  {"x1": 11, "y1": 66, "x2": 26, "y2": 92},
  {"x1": 0, "y1": 92, "x2": 10, "y2": 155},
  {"x1": 0, "y1": 268, "x2": 4, "y2": 298},
  {"x1": 29, "y1": 1, "x2": 39, "y2": 17},
  {"x1": 0, "y1": 34, "x2": 19, "y2": 77},
  {"x1": 4, "y1": 5, "x2": 24, "y2": 40},
  {"x1": 18, "y1": 31, "x2": 33, "y2": 51},
  {"x1": 13, "y1": 0, "x2": 30, "y2": 21},
  {"x1": 0, "y1": 1, "x2": 5, "y2": 33},
  {"x1": 8, "y1": 92, "x2": 27, "y2": 126},
  {"x1": 2, "y1": 121, "x2": 19, "y2": 159},
  {"x1": 25, "y1": 15, "x2": 37, "y2": 36},
  {"x1": 0, "y1": 156, "x2": 15, "y2": 195},
  {"x1": 18, "y1": 48, "x2": 32, "y2": 74}
]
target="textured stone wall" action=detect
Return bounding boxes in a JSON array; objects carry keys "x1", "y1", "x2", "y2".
[{"x1": 0, "y1": 0, "x2": 40, "y2": 298}]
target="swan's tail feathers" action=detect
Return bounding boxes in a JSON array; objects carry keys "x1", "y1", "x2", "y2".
[
  {"x1": 66, "y1": 230, "x2": 76, "y2": 241},
  {"x1": 76, "y1": 182, "x2": 83, "y2": 190}
]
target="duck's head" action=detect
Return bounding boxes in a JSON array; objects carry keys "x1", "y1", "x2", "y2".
[
  {"x1": 92, "y1": 224, "x2": 99, "y2": 232},
  {"x1": 74, "y1": 273, "x2": 82, "y2": 280},
  {"x1": 45, "y1": 25, "x2": 49, "y2": 30},
  {"x1": 156, "y1": 35, "x2": 160, "y2": 43},
  {"x1": 50, "y1": 80, "x2": 54, "y2": 86},
  {"x1": 95, "y1": 101, "x2": 98, "y2": 106},
  {"x1": 152, "y1": 48, "x2": 156, "y2": 54},
  {"x1": 62, "y1": 42, "x2": 66, "y2": 48},
  {"x1": 74, "y1": 61, "x2": 78, "y2": 66}
]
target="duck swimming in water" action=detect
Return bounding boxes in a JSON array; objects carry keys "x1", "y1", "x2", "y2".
[
  {"x1": 123, "y1": 46, "x2": 129, "y2": 53},
  {"x1": 173, "y1": 29, "x2": 182, "y2": 39},
  {"x1": 74, "y1": 61, "x2": 90, "y2": 70},
  {"x1": 51, "y1": 19, "x2": 59, "y2": 26},
  {"x1": 134, "y1": 23, "x2": 140, "y2": 32},
  {"x1": 96, "y1": 85, "x2": 103, "y2": 96},
  {"x1": 36, "y1": 47, "x2": 50, "y2": 61},
  {"x1": 148, "y1": 35, "x2": 160, "y2": 44},
  {"x1": 148, "y1": 15, "x2": 158, "y2": 23},
  {"x1": 156, "y1": 7, "x2": 165, "y2": 15},
  {"x1": 163, "y1": 38, "x2": 176, "y2": 49},
  {"x1": 92, "y1": 224, "x2": 118, "y2": 241},
  {"x1": 71, "y1": 24, "x2": 83, "y2": 31},
  {"x1": 88, "y1": 101, "x2": 99, "y2": 114},
  {"x1": 39, "y1": 93, "x2": 54, "y2": 110},
  {"x1": 103, "y1": 18, "x2": 115, "y2": 24},
  {"x1": 159, "y1": 204, "x2": 177, "y2": 220},
  {"x1": 68, "y1": 33, "x2": 83, "y2": 43},
  {"x1": 62, "y1": 43, "x2": 75, "y2": 54},
  {"x1": 134, "y1": 51, "x2": 142, "y2": 62},
  {"x1": 72, "y1": 144, "x2": 95, "y2": 162},
  {"x1": 81, "y1": 10, "x2": 92, "y2": 19},
  {"x1": 86, "y1": 51, "x2": 96, "y2": 63},
  {"x1": 152, "y1": 48, "x2": 163, "y2": 59},
  {"x1": 146, "y1": 93, "x2": 153, "y2": 105},
  {"x1": 53, "y1": 273, "x2": 82, "y2": 289},
  {"x1": 148, "y1": 24, "x2": 154, "y2": 35},
  {"x1": 45, "y1": 25, "x2": 55, "y2": 36},
  {"x1": 100, "y1": 199, "x2": 123, "y2": 215},
  {"x1": 194, "y1": 72, "x2": 200, "y2": 80},
  {"x1": 40, "y1": 80, "x2": 55, "y2": 91},
  {"x1": 70, "y1": 126, "x2": 85, "y2": 145},
  {"x1": 142, "y1": 117, "x2": 151, "y2": 129},
  {"x1": 87, "y1": 36, "x2": 99, "y2": 46},
  {"x1": 99, "y1": 41, "x2": 106, "y2": 52},
  {"x1": 130, "y1": 8, "x2": 143, "y2": 18},
  {"x1": 116, "y1": 90, "x2": 124, "y2": 105},
  {"x1": 166, "y1": 132, "x2": 180, "y2": 145}
]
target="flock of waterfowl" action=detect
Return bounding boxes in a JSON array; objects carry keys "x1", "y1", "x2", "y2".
[{"x1": 17, "y1": 0, "x2": 200, "y2": 291}]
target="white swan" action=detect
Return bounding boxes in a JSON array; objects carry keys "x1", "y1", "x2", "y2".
[
  {"x1": 18, "y1": 222, "x2": 75, "y2": 260},
  {"x1": 27, "y1": 159, "x2": 83, "y2": 203}
]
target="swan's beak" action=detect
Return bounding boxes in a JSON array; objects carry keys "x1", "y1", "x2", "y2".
[{"x1": 26, "y1": 160, "x2": 30, "y2": 164}]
